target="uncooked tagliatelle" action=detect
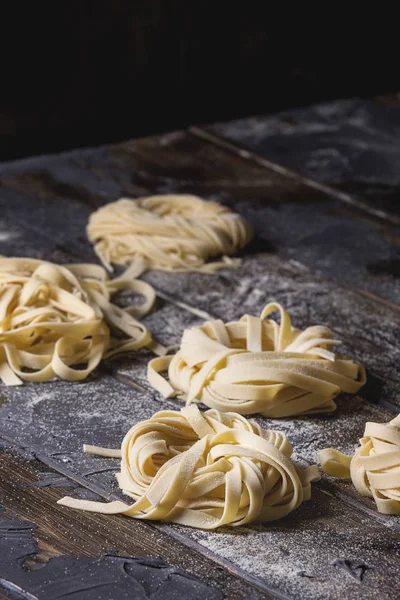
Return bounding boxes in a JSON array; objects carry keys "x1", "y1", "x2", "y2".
[
  {"x1": 58, "y1": 405, "x2": 320, "y2": 529},
  {"x1": 148, "y1": 302, "x2": 366, "y2": 418},
  {"x1": 86, "y1": 194, "x2": 253, "y2": 273},
  {"x1": 320, "y1": 413, "x2": 400, "y2": 514},
  {"x1": 0, "y1": 257, "x2": 163, "y2": 385}
]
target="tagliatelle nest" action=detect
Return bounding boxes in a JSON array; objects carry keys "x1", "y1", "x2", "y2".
[
  {"x1": 58, "y1": 405, "x2": 320, "y2": 529},
  {"x1": 0, "y1": 258, "x2": 163, "y2": 385},
  {"x1": 320, "y1": 413, "x2": 400, "y2": 514},
  {"x1": 148, "y1": 302, "x2": 366, "y2": 418},
  {"x1": 86, "y1": 194, "x2": 253, "y2": 273}
]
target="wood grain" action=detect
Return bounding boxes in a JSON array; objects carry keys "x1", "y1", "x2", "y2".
[
  {"x1": 0, "y1": 445, "x2": 269, "y2": 600},
  {"x1": 207, "y1": 98, "x2": 400, "y2": 222},
  {"x1": 2, "y1": 127, "x2": 400, "y2": 307},
  {"x1": 0, "y1": 246, "x2": 397, "y2": 600},
  {"x1": 0, "y1": 117, "x2": 400, "y2": 599}
]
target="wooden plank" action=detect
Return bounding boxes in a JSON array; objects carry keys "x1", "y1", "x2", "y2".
[
  {"x1": 0, "y1": 134, "x2": 399, "y2": 499},
  {"x1": 2, "y1": 128, "x2": 400, "y2": 308},
  {"x1": 0, "y1": 445, "x2": 267, "y2": 600},
  {"x1": 1, "y1": 128, "x2": 400, "y2": 598},
  {"x1": 2, "y1": 436, "x2": 400, "y2": 600},
  {"x1": 2, "y1": 375, "x2": 400, "y2": 600},
  {"x1": 143, "y1": 250, "x2": 400, "y2": 407},
  {"x1": 1, "y1": 181, "x2": 399, "y2": 460},
  {"x1": 0, "y1": 274, "x2": 398, "y2": 597},
  {"x1": 0, "y1": 202, "x2": 277, "y2": 598},
  {"x1": 207, "y1": 97, "x2": 400, "y2": 221},
  {"x1": 0, "y1": 247, "x2": 398, "y2": 598},
  {"x1": 0, "y1": 206, "x2": 398, "y2": 433}
]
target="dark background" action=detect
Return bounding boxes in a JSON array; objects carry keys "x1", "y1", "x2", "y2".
[{"x1": 1, "y1": 4, "x2": 398, "y2": 162}]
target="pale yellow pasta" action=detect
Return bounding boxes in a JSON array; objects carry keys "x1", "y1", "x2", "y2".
[
  {"x1": 86, "y1": 195, "x2": 253, "y2": 273},
  {"x1": 58, "y1": 405, "x2": 320, "y2": 529},
  {"x1": 320, "y1": 413, "x2": 400, "y2": 514},
  {"x1": 148, "y1": 302, "x2": 366, "y2": 417},
  {"x1": 0, "y1": 257, "x2": 163, "y2": 385}
]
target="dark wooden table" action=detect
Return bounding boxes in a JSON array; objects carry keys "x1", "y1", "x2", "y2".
[{"x1": 1, "y1": 96, "x2": 400, "y2": 600}]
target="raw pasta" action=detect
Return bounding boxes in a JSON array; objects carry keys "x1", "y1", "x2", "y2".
[
  {"x1": 0, "y1": 257, "x2": 163, "y2": 385},
  {"x1": 148, "y1": 302, "x2": 366, "y2": 417},
  {"x1": 58, "y1": 405, "x2": 320, "y2": 529},
  {"x1": 320, "y1": 413, "x2": 400, "y2": 514},
  {"x1": 86, "y1": 195, "x2": 252, "y2": 273}
]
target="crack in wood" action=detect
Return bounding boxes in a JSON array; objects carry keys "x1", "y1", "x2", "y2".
[
  {"x1": 331, "y1": 558, "x2": 370, "y2": 583},
  {"x1": 190, "y1": 126, "x2": 400, "y2": 226}
]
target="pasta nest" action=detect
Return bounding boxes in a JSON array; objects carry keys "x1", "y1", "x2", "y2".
[
  {"x1": 86, "y1": 194, "x2": 253, "y2": 273},
  {"x1": 0, "y1": 258, "x2": 160, "y2": 385},
  {"x1": 148, "y1": 302, "x2": 366, "y2": 417},
  {"x1": 320, "y1": 413, "x2": 400, "y2": 514},
  {"x1": 58, "y1": 405, "x2": 320, "y2": 529}
]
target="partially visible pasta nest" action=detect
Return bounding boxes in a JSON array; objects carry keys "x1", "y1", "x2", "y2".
[
  {"x1": 148, "y1": 302, "x2": 366, "y2": 417},
  {"x1": 0, "y1": 257, "x2": 162, "y2": 385},
  {"x1": 58, "y1": 405, "x2": 320, "y2": 529},
  {"x1": 320, "y1": 413, "x2": 400, "y2": 514},
  {"x1": 86, "y1": 194, "x2": 253, "y2": 273}
]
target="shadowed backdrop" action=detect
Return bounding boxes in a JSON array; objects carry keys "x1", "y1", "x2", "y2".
[{"x1": 0, "y1": 3, "x2": 397, "y2": 161}]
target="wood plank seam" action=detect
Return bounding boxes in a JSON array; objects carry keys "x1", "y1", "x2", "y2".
[
  {"x1": 2, "y1": 135, "x2": 399, "y2": 319},
  {"x1": 188, "y1": 125, "x2": 400, "y2": 316},
  {"x1": 0, "y1": 449, "x2": 274, "y2": 600},
  {"x1": 0, "y1": 137, "x2": 399, "y2": 563},
  {"x1": 1, "y1": 196, "x2": 399, "y2": 528},
  {"x1": 189, "y1": 126, "x2": 400, "y2": 226},
  {"x1": 0, "y1": 439, "x2": 281, "y2": 600}
]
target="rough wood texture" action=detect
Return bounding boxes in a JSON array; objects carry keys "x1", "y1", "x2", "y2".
[
  {"x1": 2, "y1": 126, "x2": 400, "y2": 306},
  {"x1": 1, "y1": 370, "x2": 400, "y2": 598},
  {"x1": 1, "y1": 101, "x2": 400, "y2": 599},
  {"x1": 208, "y1": 97, "x2": 400, "y2": 220},
  {"x1": 0, "y1": 446, "x2": 267, "y2": 600}
]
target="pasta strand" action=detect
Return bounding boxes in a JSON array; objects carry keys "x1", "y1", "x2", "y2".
[
  {"x1": 58, "y1": 405, "x2": 320, "y2": 529},
  {"x1": 320, "y1": 413, "x2": 400, "y2": 514},
  {"x1": 148, "y1": 302, "x2": 366, "y2": 417},
  {"x1": 0, "y1": 258, "x2": 163, "y2": 385},
  {"x1": 87, "y1": 195, "x2": 253, "y2": 273}
]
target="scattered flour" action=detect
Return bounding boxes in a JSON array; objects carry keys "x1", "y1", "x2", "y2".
[{"x1": 0, "y1": 230, "x2": 17, "y2": 241}]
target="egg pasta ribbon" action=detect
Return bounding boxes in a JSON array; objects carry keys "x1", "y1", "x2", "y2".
[
  {"x1": 320, "y1": 413, "x2": 400, "y2": 514},
  {"x1": 148, "y1": 302, "x2": 366, "y2": 417},
  {"x1": 87, "y1": 194, "x2": 252, "y2": 273},
  {"x1": 0, "y1": 257, "x2": 164, "y2": 385},
  {"x1": 58, "y1": 405, "x2": 320, "y2": 529}
]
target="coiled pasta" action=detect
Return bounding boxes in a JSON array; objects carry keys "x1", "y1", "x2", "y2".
[
  {"x1": 87, "y1": 195, "x2": 252, "y2": 273},
  {"x1": 0, "y1": 258, "x2": 162, "y2": 385},
  {"x1": 320, "y1": 413, "x2": 400, "y2": 514},
  {"x1": 148, "y1": 302, "x2": 366, "y2": 417},
  {"x1": 58, "y1": 405, "x2": 320, "y2": 529}
]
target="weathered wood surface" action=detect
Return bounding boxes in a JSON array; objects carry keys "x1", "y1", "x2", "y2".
[
  {"x1": 0, "y1": 446, "x2": 265, "y2": 600},
  {"x1": 208, "y1": 96, "x2": 400, "y2": 218},
  {"x1": 1, "y1": 98, "x2": 400, "y2": 599},
  {"x1": 2, "y1": 125, "x2": 400, "y2": 306}
]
